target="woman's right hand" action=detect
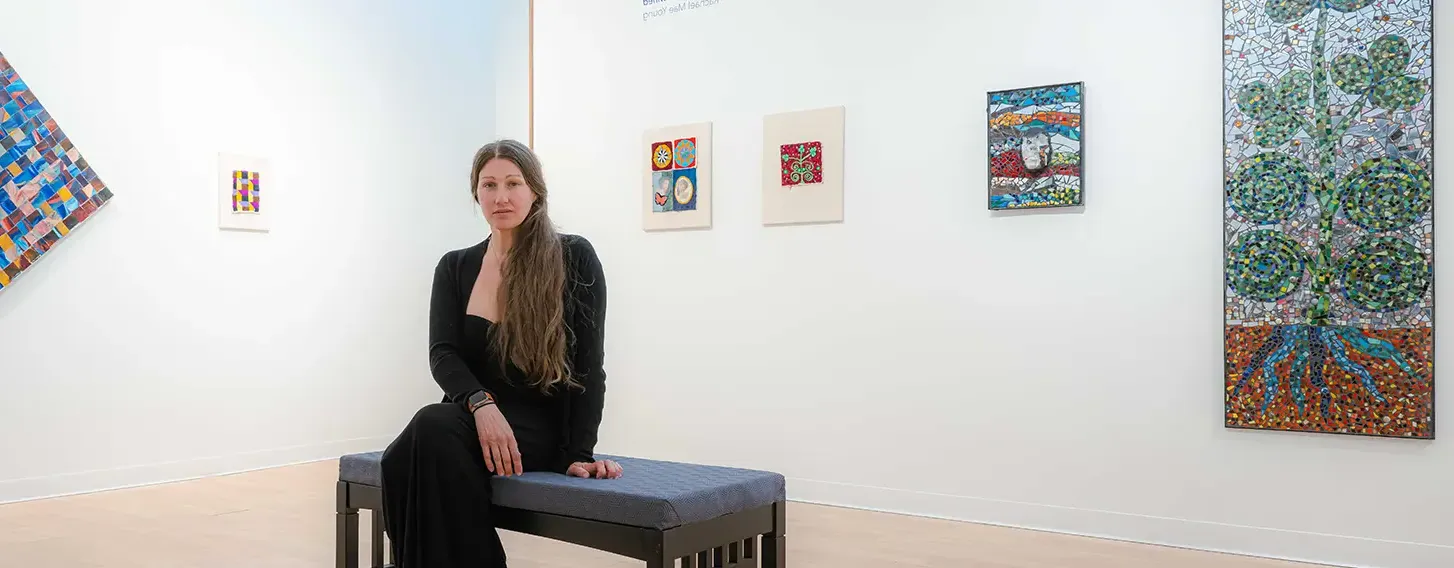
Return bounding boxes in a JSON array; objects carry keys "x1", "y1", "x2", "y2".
[{"x1": 473, "y1": 404, "x2": 523, "y2": 476}]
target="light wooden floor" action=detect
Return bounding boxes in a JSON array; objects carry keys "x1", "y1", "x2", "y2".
[{"x1": 0, "y1": 459, "x2": 1325, "y2": 568}]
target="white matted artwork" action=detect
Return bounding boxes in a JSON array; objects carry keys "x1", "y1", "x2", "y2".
[
  {"x1": 762, "y1": 106, "x2": 845, "y2": 226},
  {"x1": 642, "y1": 122, "x2": 712, "y2": 231},
  {"x1": 216, "y1": 152, "x2": 271, "y2": 232}
]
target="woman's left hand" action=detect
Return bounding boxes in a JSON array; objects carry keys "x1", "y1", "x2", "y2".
[{"x1": 567, "y1": 459, "x2": 623, "y2": 479}]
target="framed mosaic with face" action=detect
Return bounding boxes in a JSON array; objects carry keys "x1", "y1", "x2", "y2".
[{"x1": 986, "y1": 82, "x2": 1083, "y2": 211}]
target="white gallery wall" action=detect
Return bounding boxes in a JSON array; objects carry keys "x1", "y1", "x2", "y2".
[
  {"x1": 493, "y1": 0, "x2": 532, "y2": 143},
  {"x1": 0, "y1": 0, "x2": 498, "y2": 502},
  {"x1": 528, "y1": 1, "x2": 1454, "y2": 566}
]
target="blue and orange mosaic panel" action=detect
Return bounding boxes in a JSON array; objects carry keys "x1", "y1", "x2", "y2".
[{"x1": 0, "y1": 52, "x2": 114, "y2": 293}]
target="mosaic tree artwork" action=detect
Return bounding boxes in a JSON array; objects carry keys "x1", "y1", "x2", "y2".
[
  {"x1": 1223, "y1": 0, "x2": 1433, "y2": 438},
  {"x1": 0, "y1": 52, "x2": 114, "y2": 294},
  {"x1": 987, "y1": 82, "x2": 1083, "y2": 210}
]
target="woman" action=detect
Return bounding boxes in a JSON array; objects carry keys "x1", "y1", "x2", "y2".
[{"x1": 380, "y1": 139, "x2": 622, "y2": 568}]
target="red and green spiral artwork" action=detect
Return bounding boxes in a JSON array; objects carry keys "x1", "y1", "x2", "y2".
[{"x1": 780, "y1": 141, "x2": 823, "y2": 187}]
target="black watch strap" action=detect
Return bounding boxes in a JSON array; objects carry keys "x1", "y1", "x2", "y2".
[{"x1": 465, "y1": 390, "x2": 495, "y2": 413}]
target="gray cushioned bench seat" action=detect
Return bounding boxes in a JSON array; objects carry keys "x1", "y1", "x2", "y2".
[{"x1": 338, "y1": 451, "x2": 786, "y2": 530}]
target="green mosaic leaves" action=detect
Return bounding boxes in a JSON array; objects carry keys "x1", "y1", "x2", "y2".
[
  {"x1": 1266, "y1": 0, "x2": 1311, "y2": 22},
  {"x1": 1228, "y1": 152, "x2": 1310, "y2": 224},
  {"x1": 1227, "y1": 229, "x2": 1308, "y2": 302},
  {"x1": 1369, "y1": 36, "x2": 1427, "y2": 110},
  {"x1": 1338, "y1": 235, "x2": 1430, "y2": 312},
  {"x1": 1330, "y1": 53, "x2": 1373, "y2": 94},
  {"x1": 1339, "y1": 156, "x2": 1432, "y2": 232},
  {"x1": 1266, "y1": 0, "x2": 1375, "y2": 23},
  {"x1": 1236, "y1": 71, "x2": 1311, "y2": 147},
  {"x1": 1330, "y1": 34, "x2": 1427, "y2": 110},
  {"x1": 1370, "y1": 34, "x2": 1414, "y2": 76}
]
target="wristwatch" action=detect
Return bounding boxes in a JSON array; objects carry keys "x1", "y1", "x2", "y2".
[{"x1": 466, "y1": 390, "x2": 496, "y2": 413}]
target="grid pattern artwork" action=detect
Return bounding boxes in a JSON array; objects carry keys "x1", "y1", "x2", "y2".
[
  {"x1": 0, "y1": 52, "x2": 114, "y2": 294},
  {"x1": 216, "y1": 153, "x2": 271, "y2": 232},
  {"x1": 1223, "y1": 0, "x2": 1434, "y2": 438},
  {"x1": 232, "y1": 170, "x2": 260, "y2": 213},
  {"x1": 649, "y1": 137, "x2": 697, "y2": 212},
  {"x1": 987, "y1": 82, "x2": 1083, "y2": 210}
]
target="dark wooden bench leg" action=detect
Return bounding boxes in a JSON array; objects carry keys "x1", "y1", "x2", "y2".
[
  {"x1": 336, "y1": 482, "x2": 359, "y2": 568},
  {"x1": 645, "y1": 531, "x2": 671, "y2": 568},
  {"x1": 761, "y1": 501, "x2": 786, "y2": 568}
]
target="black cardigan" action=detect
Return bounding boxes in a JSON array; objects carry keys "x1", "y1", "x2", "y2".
[{"x1": 426, "y1": 233, "x2": 608, "y2": 473}]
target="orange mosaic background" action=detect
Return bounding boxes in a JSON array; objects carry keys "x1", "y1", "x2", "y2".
[{"x1": 1224, "y1": 325, "x2": 1434, "y2": 438}]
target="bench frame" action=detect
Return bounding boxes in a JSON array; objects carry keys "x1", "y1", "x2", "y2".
[{"x1": 336, "y1": 480, "x2": 786, "y2": 568}]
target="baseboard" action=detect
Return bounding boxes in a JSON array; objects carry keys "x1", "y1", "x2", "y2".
[
  {"x1": 0, "y1": 436, "x2": 391, "y2": 505},
  {"x1": 787, "y1": 477, "x2": 1454, "y2": 568}
]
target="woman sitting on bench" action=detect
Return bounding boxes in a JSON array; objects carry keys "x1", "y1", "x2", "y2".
[{"x1": 380, "y1": 138, "x2": 623, "y2": 568}]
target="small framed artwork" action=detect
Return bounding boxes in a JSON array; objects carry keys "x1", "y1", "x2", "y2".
[
  {"x1": 987, "y1": 81, "x2": 1083, "y2": 210},
  {"x1": 762, "y1": 105, "x2": 845, "y2": 226},
  {"x1": 216, "y1": 152, "x2": 271, "y2": 232},
  {"x1": 642, "y1": 122, "x2": 712, "y2": 231}
]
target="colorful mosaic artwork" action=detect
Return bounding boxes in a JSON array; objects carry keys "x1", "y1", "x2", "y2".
[
  {"x1": 987, "y1": 82, "x2": 1082, "y2": 210},
  {"x1": 0, "y1": 52, "x2": 114, "y2": 294},
  {"x1": 1223, "y1": 0, "x2": 1434, "y2": 438},
  {"x1": 780, "y1": 141, "x2": 823, "y2": 186},
  {"x1": 650, "y1": 138, "x2": 697, "y2": 212},
  {"x1": 232, "y1": 170, "x2": 260, "y2": 213}
]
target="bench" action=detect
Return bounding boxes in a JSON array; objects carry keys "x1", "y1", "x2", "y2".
[{"x1": 336, "y1": 452, "x2": 787, "y2": 568}]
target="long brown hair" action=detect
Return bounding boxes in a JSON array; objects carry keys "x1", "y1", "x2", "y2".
[{"x1": 470, "y1": 139, "x2": 579, "y2": 394}]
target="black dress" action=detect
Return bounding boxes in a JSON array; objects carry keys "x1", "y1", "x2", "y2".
[{"x1": 380, "y1": 234, "x2": 608, "y2": 568}]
